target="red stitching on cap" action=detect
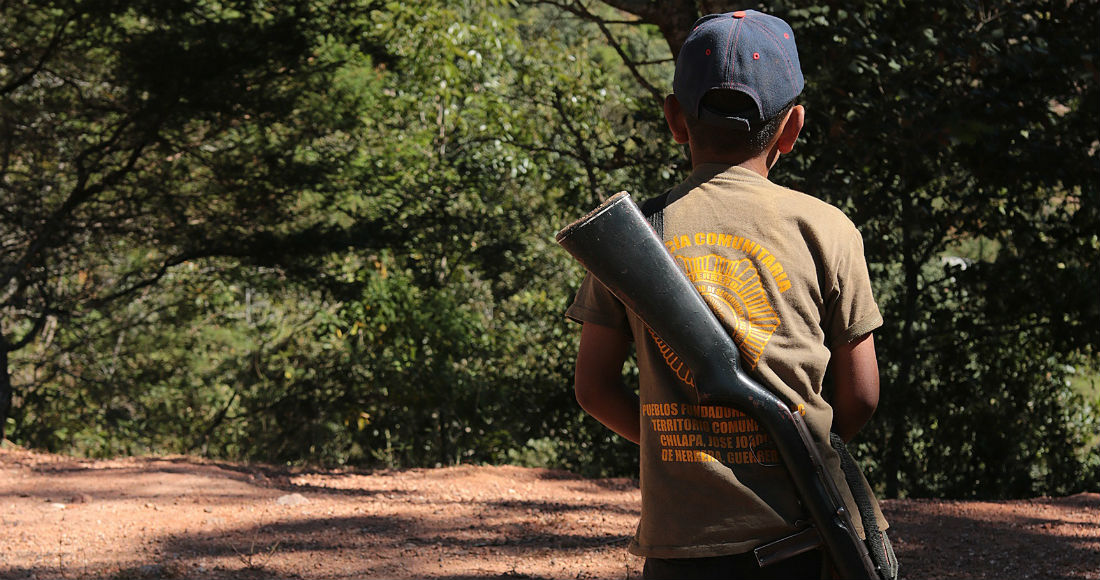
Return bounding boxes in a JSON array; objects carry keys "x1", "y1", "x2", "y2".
[
  {"x1": 705, "y1": 49, "x2": 712, "y2": 55},
  {"x1": 753, "y1": 52, "x2": 760, "y2": 60},
  {"x1": 750, "y1": 19, "x2": 798, "y2": 89},
  {"x1": 727, "y1": 13, "x2": 743, "y2": 82}
]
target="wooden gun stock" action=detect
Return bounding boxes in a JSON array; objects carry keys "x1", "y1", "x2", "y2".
[{"x1": 556, "y1": 191, "x2": 881, "y2": 579}]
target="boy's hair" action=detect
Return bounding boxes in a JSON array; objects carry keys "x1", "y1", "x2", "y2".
[{"x1": 686, "y1": 90, "x2": 795, "y2": 158}]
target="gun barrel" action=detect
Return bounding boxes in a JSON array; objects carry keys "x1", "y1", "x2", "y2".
[{"x1": 556, "y1": 191, "x2": 879, "y2": 579}]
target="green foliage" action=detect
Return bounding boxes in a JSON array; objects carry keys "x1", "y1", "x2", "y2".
[
  {"x1": 507, "y1": 437, "x2": 561, "y2": 468},
  {"x1": 4, "y1": 0, "x2": 1097, "y2": 500},
  {"x1": 771, "y1": 0, "x2": 1100, "y2": 498},
  {"x1": 0, "y1": 0, "x2": 390, "y2": 436},
  {"x1": 5, "y1": 0, "x2": 658, "y2": 477}
]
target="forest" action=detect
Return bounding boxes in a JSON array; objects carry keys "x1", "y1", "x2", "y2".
[{"x1": 2, "y1": 0, "x2": 1097, "y2": 500}]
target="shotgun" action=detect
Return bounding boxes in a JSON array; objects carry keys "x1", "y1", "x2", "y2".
[{"x1": 556, "y1": 191, "x2": 894, "y2": 579}]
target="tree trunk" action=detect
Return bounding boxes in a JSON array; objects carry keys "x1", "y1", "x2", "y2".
[
  {"x1": 885, "y1": 196, "x2": 921, "y2": 498},
  {"x1": 1, "y1": 341, "x2": 12, "y2": 441},
  {"x1": 600, "y1": 0, "x2": 743, "y2": 57}
]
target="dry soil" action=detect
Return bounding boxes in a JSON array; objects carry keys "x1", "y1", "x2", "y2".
[{"x1": 1, "y1": 445, "x2": 1097, "y2": 579}]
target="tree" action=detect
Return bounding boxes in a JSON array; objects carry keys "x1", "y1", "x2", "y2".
[
  {"x1": 3, "y1": 0, "x2": 669, "y2": 475},
  {"x1": 0, "y1": 0, "x2": 389, "y2": 438},
  {"x1": 783, "y1": 0, "x2": 1098, "y2": 498},
  {"x1": 5, "y1": 0, "x2": 1095, "y2": 499},
  {"x1": 206, "y1": 0, "x2": 677, "y2": 470}
]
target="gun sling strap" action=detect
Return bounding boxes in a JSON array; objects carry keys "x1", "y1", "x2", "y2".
[{"x1": 831, "y1": 433, "x2": 899, "y2": 579}]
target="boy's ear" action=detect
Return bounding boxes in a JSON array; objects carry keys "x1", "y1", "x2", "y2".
[
  {"x1": 664, "y1": 94, "x2": 690, "y2": 144},
  {"x1": 776, "y1": 104, "x2": 805, "y2": 154}
]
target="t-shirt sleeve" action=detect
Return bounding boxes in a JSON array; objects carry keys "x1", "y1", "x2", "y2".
[
  {"x1": 825, "y1": 225, "x2": 883, "y2": 346},
  {"x1": 564, "y1": 272, "x2": 631, "y2": 333}
]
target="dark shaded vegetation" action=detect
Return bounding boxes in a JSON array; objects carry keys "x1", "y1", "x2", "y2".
[{"x1": 2, "y1": 1, "x2": 1096, "y2": 499}]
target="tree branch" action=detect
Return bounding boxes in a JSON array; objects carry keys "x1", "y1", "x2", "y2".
[
  {"x1": 0, "y1": 12, "x2": 74, "y2": 96},
  {"x1": 528, "y1": 0, "x2": 667, "y2": 106},
  {"x1": 596, "y1": 0, "x2": 702, "y2": 58},
  {"x1": 9, "y1": 312, "x2": 50, "y2": 351}
]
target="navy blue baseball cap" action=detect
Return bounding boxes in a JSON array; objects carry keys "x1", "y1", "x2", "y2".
[{"x1": 673, "y1": 10, "x2": 804, "y2": 131}]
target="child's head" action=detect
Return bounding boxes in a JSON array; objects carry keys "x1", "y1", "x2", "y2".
[{"x1": 666, "y1": 11, "x2": 805, "y2": 165}]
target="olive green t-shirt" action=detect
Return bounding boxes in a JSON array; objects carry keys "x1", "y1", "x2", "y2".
[{"x1": 566, "y1": 164, "x2": 885, "y2": 558}]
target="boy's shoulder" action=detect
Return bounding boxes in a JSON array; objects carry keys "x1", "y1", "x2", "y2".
[
  {"x1": 671, "y1": 164, "x2": 857, "y2": 228},
  {"x1": 771, "y1": 181, "x2": 855, "y2": 224}
]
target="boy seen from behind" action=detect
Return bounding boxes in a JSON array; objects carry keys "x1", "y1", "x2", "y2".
[{"x1": 565, "y1": 10, "x2": 889, "y2": 580}]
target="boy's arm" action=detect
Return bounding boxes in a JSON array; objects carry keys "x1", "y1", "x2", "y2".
[
  {"x1": 828, "y1": 332, "x2": 880, "y2": 442},
  {"x1": 574, "y1": 322, "x2": 640, "y2": 444}
]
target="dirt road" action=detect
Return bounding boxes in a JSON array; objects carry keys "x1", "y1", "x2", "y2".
[{"x1": 1, "y1": 446, "x2": 1097, "y2": 579}]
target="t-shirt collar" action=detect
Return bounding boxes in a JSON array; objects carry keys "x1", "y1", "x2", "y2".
[{"x1": 689, "y1": 163, "x2": 770, "y2": 185}]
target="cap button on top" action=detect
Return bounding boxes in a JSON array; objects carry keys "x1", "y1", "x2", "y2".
[{"x1": 732, "y1": 11, "x2": 746, "y2": 18}]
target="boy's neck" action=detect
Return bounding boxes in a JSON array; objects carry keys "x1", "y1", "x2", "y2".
[
  {"x1": 690, "y1": 149, "x2": 775, "y2": 179},
  {"x1": 685, "y1": 104, "x2": 802, "y2": 179}
]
